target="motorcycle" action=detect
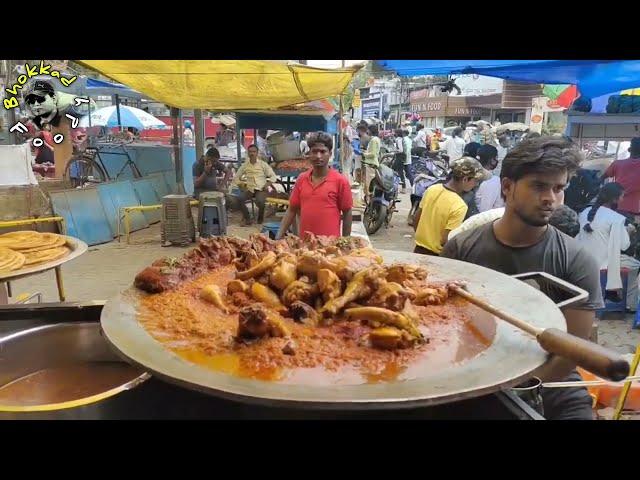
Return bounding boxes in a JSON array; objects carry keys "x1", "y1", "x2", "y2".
[
  {"x1": 363, "y1": 154, "x2": 401, "y2": 235},
  {"x1": 407, "y1": 153, "x2": 450, "y2": 226}
]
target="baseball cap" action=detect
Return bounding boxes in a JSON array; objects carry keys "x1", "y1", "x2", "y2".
[
  {"x1": 24, "y1": 79, "x2": 55, "y2": 98},
  {"x1": 450, "y1": 156, "x2": 492, "y2": 181}
]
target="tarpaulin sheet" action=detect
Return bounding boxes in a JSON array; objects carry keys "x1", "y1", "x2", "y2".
[
  {"x1": 378, "y1": 60, "x2": 640, "y2": 99},
  {"x1": 78, "y1": 60, "x2": 360, "y2": 110},
  {"x1": 236, "y1": 110, "x2": 337, "y2": 133}
]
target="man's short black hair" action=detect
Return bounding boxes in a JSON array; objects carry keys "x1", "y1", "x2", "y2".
[
  {"x1": 205, "y1": 147, "x2": 220, "y2": 159},
  {"x1": 368, "y1": 125, "x2": 379, "y2": 136},
  {"x1": 500, "y1": 136, "x2": 583, "y2": 183},
  {"x1": 258, "y1": 129, "x2": 268, "y2": 137},
  {"x1": 549, "y1": 204, "x2": 580, "y2": 237},
  {"x1": 416, "y1": 124, "x2": 424, "y2": 131},
  {"x1": 464, "y1": 142, "x2": 481, "y2": 158},
  {"x1": 307, "y1": 131, "x2": 333, "y2": 151},
  {"x1": 356, "y1": 124, "x2": 368, "y2": 133},
  {"x1": 477, "y1": 145, "x2": 498, "y2": 168},
  {"x1": 247, "y1": 144, "x2": 258, "y2": 151}
]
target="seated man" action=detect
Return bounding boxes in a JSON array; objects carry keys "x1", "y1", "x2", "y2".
[
  {"x1": 230, "y1": 144, "x2": 278, "y2": 225},
  {"x1": 193, "y1": 147, "x2": 230, "y2": 200}
]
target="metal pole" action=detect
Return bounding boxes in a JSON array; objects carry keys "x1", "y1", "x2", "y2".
[
  {"x1": 194, "y1": 109, "x2": 204, "y2": 160},
  {"x1": 83, "y1": 79, "x2": 92, "y2": 128},
  {"x1": 171, "y1": 107, "x2": 185, "y2": 194},
  {"x1": 115, "y1": 94, "x2": 122, "y2": 130},
  {"x1": 236, "y1": 118, "x2": 242, "y2": 164},
  {"x1": 338, "y1": 60, "x2": 345, "y2": 173}
]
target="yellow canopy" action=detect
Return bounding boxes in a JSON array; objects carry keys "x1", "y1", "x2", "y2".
[{"x1": 78, "y1": 60, "x2": 361, "y2": 111}]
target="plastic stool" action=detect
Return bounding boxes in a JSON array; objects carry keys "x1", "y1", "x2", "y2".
[
  {"x1": 261, "y1": 222, "x2": 281, "y2": 240},
  {"x1": 597, "y1": 268, "x2": 630, "y2": 318}
]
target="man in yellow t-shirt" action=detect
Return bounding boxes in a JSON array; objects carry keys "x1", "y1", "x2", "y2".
[{"x1": 413, "y1": 157, "x2": 491, "y2": 255}]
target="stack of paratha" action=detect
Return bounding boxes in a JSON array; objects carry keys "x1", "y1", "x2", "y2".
[{"x1": 0, "y1": 232, "x2": 70, "y2": 272}]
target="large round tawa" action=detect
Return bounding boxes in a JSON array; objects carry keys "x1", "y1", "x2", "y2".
[
  {"x1": 101, "y1": 249, "x2": 566, "y2": 410},
  {"x1": 0, "y1": 236, "x2": 88, "y2": 282}
]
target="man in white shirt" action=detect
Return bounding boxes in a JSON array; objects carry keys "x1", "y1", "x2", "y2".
[
  {"x1": 474, "y1": 145, "x2": 504, "y2": 213},
  {"x1": 230, "y1": 144, "x2": 278, "y2": 225},
  {"x1": 256, "y1": 129, "x2": 271, "y2": 160},
  {"x1": 300, "y1": 132, "x2": 310, "y2": 155},
  {"x1": 413, "y1": 124, "x2": 428, "y2": 156},
  {"x1": 440, "y1": 126, "x2": 466, "y2": 161},
  {"x1": 494, "y1": 135, "x2": 511, "y2": 175},
  {"x1": 401, "y1": 129, "x2": 413, "y2": 193},
  {"x1": 393, "y1": 129, "x2": 406, "y2": 191},
  {"x1": 394, "y1": 129, "x2": 403, "y2": 154}
]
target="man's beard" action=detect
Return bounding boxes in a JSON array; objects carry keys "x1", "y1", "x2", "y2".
[{"x1": 514, "y1": 205, "x2": 550, "y2": 227}]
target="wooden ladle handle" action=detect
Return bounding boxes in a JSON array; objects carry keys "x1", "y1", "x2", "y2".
[{"x1": 538, "y1": 328, "x2": 630, "y2": 382}]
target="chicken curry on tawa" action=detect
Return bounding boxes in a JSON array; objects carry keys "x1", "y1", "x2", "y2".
[{"x1": 134, "y1": 234, "x2": 494, "y2": 384}]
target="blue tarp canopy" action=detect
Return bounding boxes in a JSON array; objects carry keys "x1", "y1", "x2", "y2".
[
  {"x1": 86, "y1": 78, "x2": 135, "y2": 90},
  {"x1": 84, "y1": 77, "x2": 142, "y2": 99},
  {"x1": 378, "y1": 60, "x2": 640, "y2": 98},
  {"x1": 236, "y1": 110, "x2": 337, "y2": 134}
]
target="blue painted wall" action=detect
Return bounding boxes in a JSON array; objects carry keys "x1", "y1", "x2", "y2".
[{"x1": 49, "y1": 145, "x2": 194, "y2": 245}]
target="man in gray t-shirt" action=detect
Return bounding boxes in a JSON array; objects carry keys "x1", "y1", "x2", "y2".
[
  {"x1": 442, "y1": 136, "x2": 604, "y2": 420},
  {"x1": 443, "y1": 222, "x2": 603, "y2": 311}
]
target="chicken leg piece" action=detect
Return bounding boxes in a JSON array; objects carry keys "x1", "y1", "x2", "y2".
[
  {"x1": 250, "y1": 282, "x2": 287, "y2": 312},
  {"x1": 385, "y1": 264, "x2": 428, "y2": 285},
  {"x1": 369, "y1": 327, "x2": 418, "y2": 350},
  {"x1": 200, "y1": 285, "x2": 230, "y2": 314},
  {"x1": 320, "y1": 266, "x2": 384, "y2": 316},
  {"x1": 297, "y1": 249, "x2": 383, "y2": 282},
  {"x1": 344, "y1": 306, "x2": 423, "y2": 340},
  {"x1": 317, "y1": 269, "x2": 342, "y2": 303},
  {"x1": 367, "y1": 281, "x2": 416, "y2": 311},
  {"x1": 236, "y1": 251, "x2": 277, "y2": 280},
  {"x1": 270, "y1": 254, "x2": 298, "y2": 291}
]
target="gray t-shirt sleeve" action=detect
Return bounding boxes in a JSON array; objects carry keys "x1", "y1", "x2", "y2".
[
  {"x1": 440, "y1": 237, "x2": 460, "y2": 259},
  {"x1": 566, "y1": 246, "x2": 604, "y2": 311}
]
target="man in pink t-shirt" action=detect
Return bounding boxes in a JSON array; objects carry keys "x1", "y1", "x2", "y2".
[
  {"x1": 277, "y1": 132, "x2": 353, "y2": 239},
  {"x1": 603, "y1": 137, "x2": 640, "y2": 215}
]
